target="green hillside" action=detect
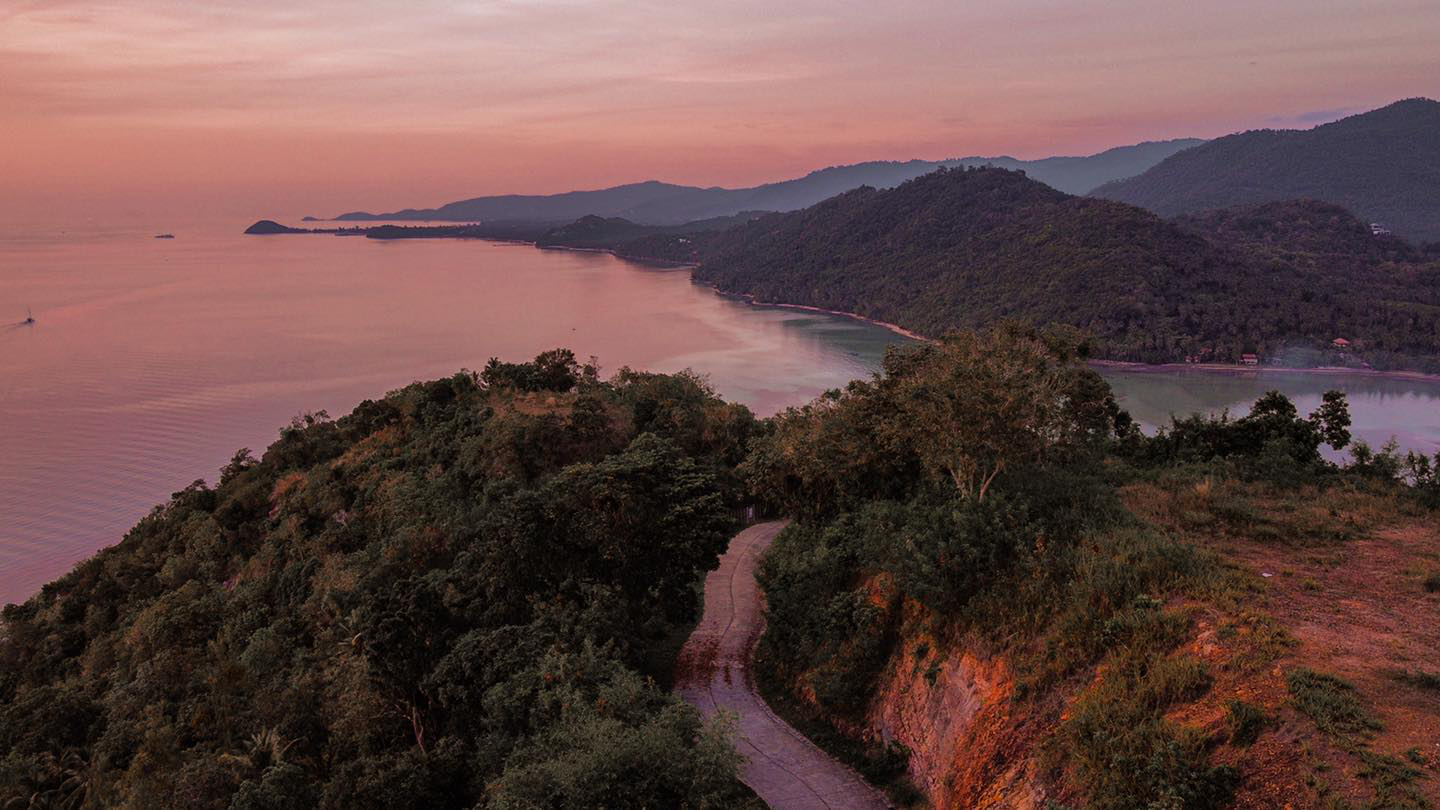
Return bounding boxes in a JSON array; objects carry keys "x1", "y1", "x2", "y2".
[
  {"x1": 675, "y1": 167, "x2": 1440, "y2": 370},
  {"x1": 1093, "y1": 99, "x2": 1440, "y2": 243},
  {"x1": 0, "y1": 352, "x2": 761, "y2": 809}
]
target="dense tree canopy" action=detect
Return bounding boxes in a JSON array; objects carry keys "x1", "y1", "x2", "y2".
[
  {"x1": 521, "y1": 167, "x2": 1440, "y2": 372},
  {"x1": 744, "y1": 325, "x2": 1439, "y2": 807},
  {"x1": 1093, "y1": 98, "x2": 1440, "y2": 243},
  {"x1": 0, "y1": 353, "x2": 761, "y2": 809},
  {"x1": 680, "y1": 167, "x2": 1440, "y2": 371}
]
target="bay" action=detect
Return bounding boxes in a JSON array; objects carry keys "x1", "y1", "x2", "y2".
[{"x1": 2, "y1": 222, "x2": 1438, "y2": 605}]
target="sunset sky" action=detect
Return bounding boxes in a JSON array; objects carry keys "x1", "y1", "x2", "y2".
[{"x1": 2, "y1": 0, "x2": 1437, "y2": 225}]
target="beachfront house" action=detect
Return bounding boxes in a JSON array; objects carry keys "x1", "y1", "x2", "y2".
[
  {"x1": 1241, "y1": 353, "x2": 1259, "y2": 366},
  {"x1": 1332, "y1": 337, "x2": 1351, "y2": 349}
]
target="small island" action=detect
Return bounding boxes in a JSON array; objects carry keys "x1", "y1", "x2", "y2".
[
  {"x1": 243, "y1": 219, "x2": 311, "y2": 235},
  {"x1": 242, "y1": 219, "x2": 530, "y2": 240}
]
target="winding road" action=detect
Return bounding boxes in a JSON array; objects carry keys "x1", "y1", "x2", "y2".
[{"x1": 675, "y1": 521, "x2": 892, "y2": 810}]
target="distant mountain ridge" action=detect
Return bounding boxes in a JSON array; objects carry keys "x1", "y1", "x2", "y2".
[
  {"x1": 330, "y1": 139, "x2": 1203, "y2": 225},
  {"x1": 668, "y1": 167, "x2": 1440, "y2": 369},
  {"x1": 1093, "y1": 99, "x2": 1440, "y2": 242}
]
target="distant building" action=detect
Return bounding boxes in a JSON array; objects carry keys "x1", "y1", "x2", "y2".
[
  {"x1": 1370, "y1": 223, "x2": 1391, "y2": 236},
  {"x1": 1241, "y1": 353, "x2": 1259, "y2": 366},
  {"x1": 1332, "y1": 337, "x2": 1351, "y2": 349}
]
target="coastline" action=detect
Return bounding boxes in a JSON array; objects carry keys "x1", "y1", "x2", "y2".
[
  {"x1": 688, "y1": 281, "x2": 927, "y2": 340},
  {"x1": 269, "y1": 225, "x2": 1440, "y2": 385},
  {"x1": 1089, "y1": 359, "x2": 1440, "y2": 385},
  {"x1": 534, "y1": 242, "x2": 701, "y2": 269},
  {"x1": 717, "y1": 292, "x2": 930, "y2": 342},
  {"x1": 689, "y1": 291, "x2": 1440, "y2": 385},
  {"x1": 526, "y1": 243, "x2": 1440, "y2": 384}
]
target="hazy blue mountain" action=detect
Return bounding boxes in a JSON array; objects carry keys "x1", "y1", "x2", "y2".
[
  {"x1": 328, "y1": 139, "x2": 1203, "y2": 225},
  {"x1": 334, "y1": 180, "x2": 699, "y2": 223},
  {"x1": 945, "y1": 138, "x2": 1207, "y2": 195},
  {"x1": 1093, "y1": 99, "x2": 1440, "y2": 242}
]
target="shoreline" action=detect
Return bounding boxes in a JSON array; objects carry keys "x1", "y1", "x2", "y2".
[
  {"x1": 1087, "y1": 359, "x2": 1440, "y2": 385},
  {"x1": 534, "y1": 243, "x2": 1440, "y2": 384},
  {"x1": 533, "y1": 242, "x2": 701, "y2": 269},
  {"x1": 709, "y1": 289, "x2": 930, "y2": 342},
  {"x1": 293, "y1": 228, "x2": 1440, "y2": 385}
]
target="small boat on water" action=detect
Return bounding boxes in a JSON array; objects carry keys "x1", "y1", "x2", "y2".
[
  {"x1": 154, "y1": 233, "x2": 175, "y2": 239},
  {"x1": 22, "y1": 305, "x2": 36, "y2": 325}
]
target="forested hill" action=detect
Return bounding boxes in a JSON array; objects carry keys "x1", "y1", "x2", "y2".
[
  {"x1": 677, "y1": 167, "x2": 1440, "y2": 370},
  {"x1": 0, "y1": 351, "x2": 762, "y2": 808},
  {"x1": 1092, "y1": 98, "x2": 1440, "y2": 242},
  {"x1": 1174, "y1": 199, "x2": 1436, "y2": 271},
  {"x1": 531, "y1": 212, "x2": 763, "y2": 252}
]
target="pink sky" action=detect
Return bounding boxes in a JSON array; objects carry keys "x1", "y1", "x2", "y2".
[{"x1": 2, "y1": 0, "x2": 1437, "y2": 225}]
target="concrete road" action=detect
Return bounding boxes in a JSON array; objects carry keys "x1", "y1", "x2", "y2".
[{"x1": 675, "y1": 521, "x2": 892, "y2": 810}]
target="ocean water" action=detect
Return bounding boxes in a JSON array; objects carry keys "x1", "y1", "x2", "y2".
[
  {"x1": 3, "y1": 222, "x2": 1438, "y2": 604},
  {"x1": 0, "y1": 222, "x2": 906, "y2": 604}
]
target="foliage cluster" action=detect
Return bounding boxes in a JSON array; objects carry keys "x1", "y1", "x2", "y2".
[
  {"x1": 0, "y1": 351, "x2": 761, "y2": 809},
  {"x1": 744, "y1": 325, "x2": 1424, "y2": 808}
]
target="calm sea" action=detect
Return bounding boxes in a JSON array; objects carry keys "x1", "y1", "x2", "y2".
[{"x1": 2, "y1": 222, "x2": 1438, "y2": 604}]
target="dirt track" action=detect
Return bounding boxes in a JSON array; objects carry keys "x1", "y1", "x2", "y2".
[{"x1": 675, "y1": 521, "x2": 891, "y2": 810}]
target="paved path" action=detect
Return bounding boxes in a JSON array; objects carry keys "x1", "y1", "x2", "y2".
[{"x1": 675, "y1": 521, "x2": 891, "y2": 810}]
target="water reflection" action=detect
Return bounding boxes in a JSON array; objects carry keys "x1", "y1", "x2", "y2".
[
  {"x1": 0, "y1": 224, "x2": 904, "y2": 603},
  {"x1": 1099, "y1": 368, "x2": 1440, "y2": 457},
  {"x1": 3, "y1": 221, "x2": 1437, "y2": 605}
]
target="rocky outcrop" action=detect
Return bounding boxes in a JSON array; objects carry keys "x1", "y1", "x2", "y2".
[{"x1": 862, "y1": 625, "x2": 1052, "y2": 809}]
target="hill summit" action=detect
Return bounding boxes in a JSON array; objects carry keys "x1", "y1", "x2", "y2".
[
  {"x1": 684, "y1": 166, "x2": 1440, "y2": 369},
  {"x1": 1093, "y1": 99, "x2": 1440, "y2": 242}
]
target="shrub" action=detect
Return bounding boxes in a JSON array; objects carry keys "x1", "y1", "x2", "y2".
[
  {"x1": 1389, "y1": 669, "x2": 1440, "y2": 692},
  {"x1": 1423, "y1": 571, "x2": 1440, "y2": 594},
  {"x1": 1226, "y1": 700, "x2": 1268, "y2": 746},
  {"x1": 1064, "y1": 653, "x2": 1234, "y2": 810}
]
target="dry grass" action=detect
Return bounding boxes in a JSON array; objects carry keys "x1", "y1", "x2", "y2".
[{"x1": 1118, "y1": 474, "x2": 1440, "y2": 808}]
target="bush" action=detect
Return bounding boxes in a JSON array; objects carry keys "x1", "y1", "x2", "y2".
[
  {"x1": 1226, "y1": 700, "x2": 1269, "y2": 746},
  {"x1": 1139, "y1": 390, "x2": 1351, "y2": 479},
  {"x1": 889, "y1": 494, "x2": 1037, "y2": 614},
  {"x1": 1424, "y1": 571, "x2": 1440, "y2": 594},
  {"x1": 1064, "y1": 652, "x2": 1234, "y2": 810}
]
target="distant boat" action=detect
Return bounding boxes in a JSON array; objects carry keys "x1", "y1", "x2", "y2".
[
  {"x1": 154, "y1": 233, "x2": 175, "y2": 239},
  {"x1": 22, "y1": 305, "x2": 35, "y2": 325}
]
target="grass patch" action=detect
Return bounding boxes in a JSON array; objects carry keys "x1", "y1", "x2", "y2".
[
  {"x1": 1355, "y1": 749, "x2": 1430, "y2": 809},
  {"x1": 1287, "y1": 668, "x2": 1382, "y2": 738},
  {"x1": 1124, "y1": 475, "x2": 1391, "y2": 547},
  {"x1": 1287, "y1": 668, "x2": 1430, "y2": 808},
  {"x1": 1388, "y1": 669, "x2": 1440, "y2": 692},
  {"x1": 1063, "y1": 651, "x2": 1234, "y2": 810}
]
